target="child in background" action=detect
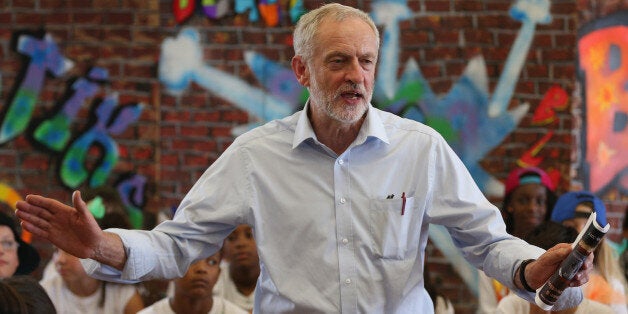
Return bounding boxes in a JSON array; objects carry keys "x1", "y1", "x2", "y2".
[
  {"x1": 477, "y1": 167, "x2": 557, "y2": 314},
  {"x1": 551, "y1": 191, "x2": 628, "y2": 314},
  {"x1": 138, "y1": 251, "x2": 246, "y2": 314},
  {"x1": 40, "y1": 210, "x2": 145, "y2": 314},
  {"x1": 496, "y1": 221, "x2": 614, "y2": 314},
  {"x1": 214, "y1": 224, "x2": 259, "y2": 313}
]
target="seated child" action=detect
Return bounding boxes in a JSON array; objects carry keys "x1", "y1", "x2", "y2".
[
  {"x1": 214, "y1": 224, "x2": 259, "y2": 313},
  {"x1": 551, "y1": 191, "x2": 628, "y2": 314},
  {"x1": 495, "y1": 221, "x2": 614, "y2": 314},
  {"x1": 138, "y1": 251, "x2": 246, "y2": 314},
  {"x1": 40, "y1": 211, "x2": 145, "y2": 313}
]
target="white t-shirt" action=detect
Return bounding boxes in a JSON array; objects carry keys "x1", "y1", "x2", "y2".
[
  {"x1": 435, "y1": 295, "x2": 455, "y2": 314},
  {"x1": 41, "y1": 274, "x2": 138, "y2": 314},
  {"x1": 213, "y1": 264, "x2": 255, "y2": 312},
  {"x1": 495, "y1": 293, "x2": 615, "y2": 314},
  {"x1": 138, "y1": 296, "x2": 248, "y2": 314}
]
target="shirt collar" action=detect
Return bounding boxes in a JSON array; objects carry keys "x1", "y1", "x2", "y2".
[{"x1": 292, "y1": 100, "x2": 390, "y2": 149}]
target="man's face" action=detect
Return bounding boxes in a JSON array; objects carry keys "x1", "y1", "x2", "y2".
[{"x1": 297, "y1": 17, "x2": 378, "y2": 124}]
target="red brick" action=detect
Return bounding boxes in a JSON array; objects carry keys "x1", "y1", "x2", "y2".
[
  {"x1": 183, "y1": 154, "x2": 211, "y2": 167},
  {"x1": 401, "y1": 30, "x2": 429, "y2": 46},
  {"x1": 123, "y1": 63, "x2": 153, "y2": 78},
  {"x1": 181, "y1": 126, "x2": 209, "y2": 137},
  {"x1": 130, "y1": 46, "x2": 159, "y2": 61},
  {"x1": 103, "y1": 28, "x2": 132, "y2": 44},
  {"x1": 464, "y1": 29, "x2": 493, "y2": 45},
  {"x1": 0, "y1": 12, "x2": 11, "y2": 24},
  {"x1": 13, "y1": 0, "x2": 35, "y2": 8},
  {"x1": 433, "y1": 30, "x2": 460, "y2": 44},
  {"x1": 543, "y1": 48, "x2": 574, "y2": 62},
  {"x1": 73, "y1": 12, "x2": 104, "y2": 25},
  {"x1": 131, "y1": 29, "x2": 163, "y2": 45},
  {"x1": 93, "y1": 0, "x2": 119, "y2": 8},
  {"x1": 425, "y1": 1, "x2": 451, "y2": 11},
  {"x1": 136, "y1": 13, "x2": 160, "y2": 27},
  {"x1": 441, "y1": 16, "x2": 473, "y2": 28},
  {"x1": 552, "y1": 64, "x2": 576, "y2": 80},
  {"x1": 424, "y1": 47, "x2": 460, "y2": 61},
  {"x1": 14, "y1": 12, "x2": 44, "y2": 24},
  {"x1": 40, "y1": 0, "x2": 64, "y2": 8},
  {"x1": 74, "y1": 27, "x2": 104, "y2": 42},
  {"x1": 221, "y1": 110, "x2": 248, "y2": 123},
  {"x1": 454, "y1": 0, "x2": 484, "y2": 11},
  {"x1": 525, "y1": 64, "x2": 548, "y2": 78},
  {"x1": 210, "y1": 126, "x2": 233, "y2": 137}
]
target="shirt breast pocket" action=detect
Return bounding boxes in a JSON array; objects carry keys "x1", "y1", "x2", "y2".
[{"x1": 369, "y1": 197, "x2": 419, "y2": 260}]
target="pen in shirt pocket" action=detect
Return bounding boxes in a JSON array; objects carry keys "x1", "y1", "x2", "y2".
[{"x1": 401, "y1": 192, "x2": 406, "y2": 215}]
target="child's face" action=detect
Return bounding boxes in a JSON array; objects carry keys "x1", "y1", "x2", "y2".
[
  {"x1": 175, "y1": 253, "x2": 221, "y2": 298},
  {"x1": 54, "y1": 248, "x2": 89, "y2": 282},
  {"x1": 223, "y1": 225, "x2": 259, "y2": 269},
  {"x1": 507, "y1": 183, "x2": 548, "y2": 237},
  {"x1": 562, "y1": 204, "x2": 593, "y2": 232}
]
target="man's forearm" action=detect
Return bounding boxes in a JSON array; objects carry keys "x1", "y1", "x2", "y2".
[{"x1": 93, "y1": 231, "x2": 128, "y2": 270}]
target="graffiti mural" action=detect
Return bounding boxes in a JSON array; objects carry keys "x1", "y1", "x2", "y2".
[
  {"x1": 0, "y1": 33, "x2": 74, "y2": 144},
  {"x1": 0, "y1": 31, "x2": 147, "y2": 226},
  {"x1": 59, "y1": 93, "x2": 143, "y2": 188},
  {"x1": 116, "y1": 173, "x2": 150, "y2": 229},
  {"x1": 172, "y1": 0, "x2": 306, "y2": 26},
  {"x1": 578, "y1": 10, "x2": 628, "y2": 195}
]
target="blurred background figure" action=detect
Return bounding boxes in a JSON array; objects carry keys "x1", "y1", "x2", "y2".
[
  {"x1": 496, "y1": 221, "x2": 614, "y2": 314},
  {"x1": 501, "y1": 167, "x2": 557, "y2": 239},
  {"x1": 424, "y1": 259, "x2": 454, "y2": 314},
  {"x1": 214, "y1": 224, "x2": 259, "y2": 313},
  {"x1": 551, "y1": 191, "x2": 628, "y2": 314},
  {"x1": 0, "y1": 275, "x2": 56, "y2": 313},
  {"x1": 0, "y1": 211, "x2": 40, "y2": 278},
  {"x1": 477, "y1": 167, "x2": 557, "y2": 314},
  {"x1": 138, "y1": 251, "x2": 246, "y2": 314},
  {"x1": 40, "y1": 209, "x2": 144, "y2": 313}
]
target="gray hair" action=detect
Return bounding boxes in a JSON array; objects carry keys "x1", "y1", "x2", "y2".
[{"x1": 293, "y1": 3, "x2": 380, "y2": 62}]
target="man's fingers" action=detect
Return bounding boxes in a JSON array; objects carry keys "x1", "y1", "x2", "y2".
[
  {"x1": 19, "y1": 216, "x2": 50, "y2": 239},
  {"x1": 23, "y1": 194, "x2": 69, "y2": 215},
  {"x1": 72, "y1": 190, "x2": 90, "y2": 218},
  {"x1": 16, "y1": 200, "x2": 55, "y2": 222}
]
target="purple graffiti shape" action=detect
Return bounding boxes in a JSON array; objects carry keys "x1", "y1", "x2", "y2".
[
  {"x1": 116, "y1": 173, "x2": 147, "y2": 229},
  {"x1": 33, "y1": 67, "x2": 108, "y2": 151},
  {"x1": 0, "y1": 33, "x2": 73, "y2": 144},
  {"x1": 60, "y1": 93, "x2": 143, "y2": 189}
]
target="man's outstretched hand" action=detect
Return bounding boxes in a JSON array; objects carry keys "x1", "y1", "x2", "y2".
[
  {"x1": 15, "y1": 191, "x2": 104, "y2": 260},
  {"x1": 523, "y1": 243, "x2": 594, "y2": 290}
]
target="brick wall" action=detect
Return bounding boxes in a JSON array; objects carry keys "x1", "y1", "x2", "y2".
[{"x1": 0, "y1": 1, "x2": 626, "y2": 313}]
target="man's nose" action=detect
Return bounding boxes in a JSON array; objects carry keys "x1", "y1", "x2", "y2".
[{"x1": 345, "y1": 59, "x2": 364, "y2": 86}]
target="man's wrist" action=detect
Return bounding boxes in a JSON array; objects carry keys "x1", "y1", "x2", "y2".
[{"x1": 517, "y1": 259, "x2": 537, "y2": 293}]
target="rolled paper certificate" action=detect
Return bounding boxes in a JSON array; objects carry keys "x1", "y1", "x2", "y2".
[{"x1": 535, "y1": 212, "x2": 610, "y2": 310}]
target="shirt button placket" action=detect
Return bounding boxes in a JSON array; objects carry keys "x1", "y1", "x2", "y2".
[{"x1": 334, "y1": 155, "x2": 356, "y2": 312}]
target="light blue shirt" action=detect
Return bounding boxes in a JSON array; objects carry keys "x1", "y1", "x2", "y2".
[{"x1": 83, "y1": 104, "x2": 582, "y2": 313}]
